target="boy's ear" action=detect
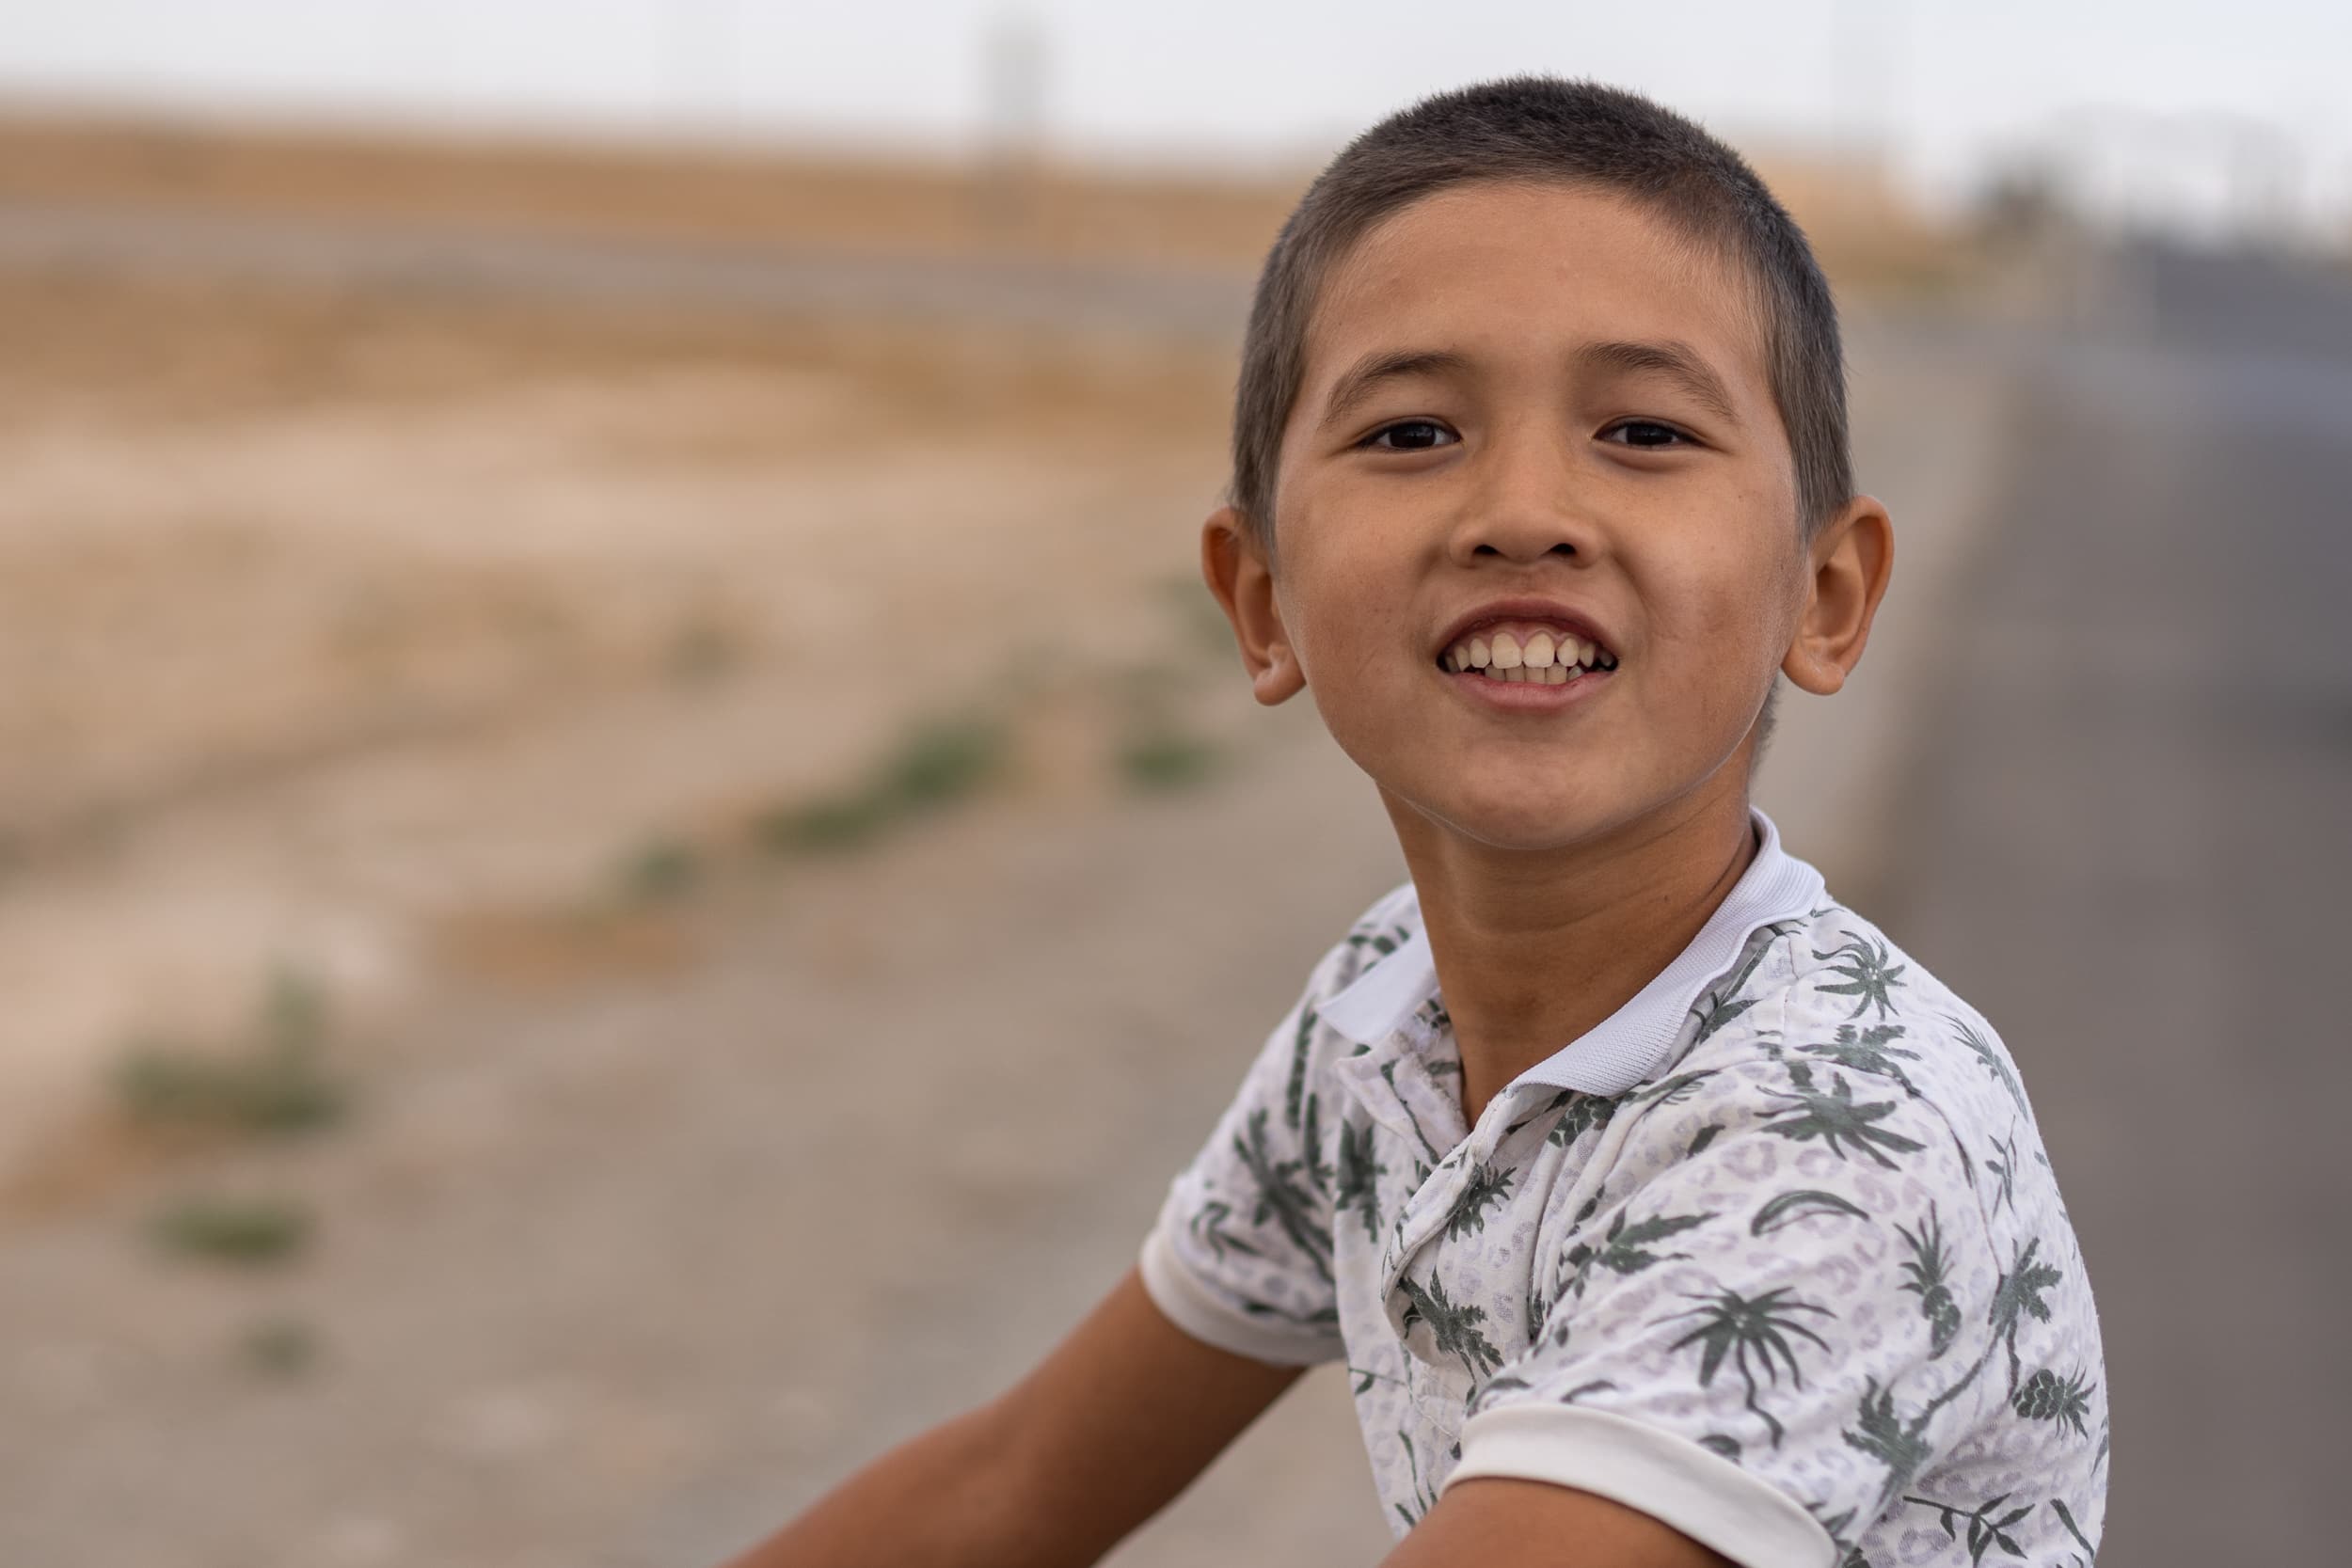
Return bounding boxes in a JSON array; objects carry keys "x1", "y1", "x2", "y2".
[
  {"x1": 1783, "y1": 493, "x2": 1895, "y2": 696},
  {"x1": 1200, "y1": 505, "x2": 1306, "y2": 705}
]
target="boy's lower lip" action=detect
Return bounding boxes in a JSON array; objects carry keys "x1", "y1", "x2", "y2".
[{"x1": 1440, "y1": 665, "x2": 1613, "y2": 710}]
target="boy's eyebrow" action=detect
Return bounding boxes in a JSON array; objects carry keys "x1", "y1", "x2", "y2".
[
  {"x1": 1317, "y1": 348, "x2": 1473, "y2": 429},
  {"x1": 1576, "y1": 339, "x2": 1744, "y2": 426},
  {"x1": 1316, "y1": 340, "x2": 1746, "y2": 432}
]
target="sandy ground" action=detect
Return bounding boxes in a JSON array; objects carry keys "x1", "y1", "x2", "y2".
[
  {"x1": 0, "y1": 272, "x2": 1239, "y2": 1192},
  {"x1": 0, "y1": 136, "x2": 2037, "y2": 1562}
]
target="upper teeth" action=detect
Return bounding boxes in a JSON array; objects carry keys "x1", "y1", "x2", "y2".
[{"x1": 1441, "y1": 626, "x2": 1616, "y2": 683}]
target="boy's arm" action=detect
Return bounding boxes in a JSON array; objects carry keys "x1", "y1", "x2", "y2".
[{"x1": 715, "y1": 1264, "x2": 1306, "y2": 1568}]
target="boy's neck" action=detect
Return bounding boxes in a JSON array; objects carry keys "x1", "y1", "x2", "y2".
[{"x1": 1383, "y1": 774, "x2": 1759, "y2": 1129}]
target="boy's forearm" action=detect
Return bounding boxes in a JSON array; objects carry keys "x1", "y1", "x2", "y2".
[
  {"x1": 717, "y1": 1401, "x2": 1052, "y2": 1568},
  {"x1": 714, "y1": 1269, "x2": 1300, "y2": 1568}
]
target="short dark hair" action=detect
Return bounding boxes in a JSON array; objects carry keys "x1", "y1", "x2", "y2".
[{"x1": 1229, "y1": 76, "x2": 1851, "y2": 547}]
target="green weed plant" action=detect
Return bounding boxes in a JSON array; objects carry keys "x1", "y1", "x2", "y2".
[
  {"x1": 149, "y1": 1192, "x2": 313, "y2": 1267},
  {"x1": 757, "y1": 715, "x2": 1009, "y2": 856},
  {"x1": 114, "y1": 969, "x2": 346, "y2": 1138},
  {"x1": 1117, "y1": 724, "x2": 1222, "y2": 793},
  {"x1": 615, "y1": 839, "x2": 702, "y2": 903}
]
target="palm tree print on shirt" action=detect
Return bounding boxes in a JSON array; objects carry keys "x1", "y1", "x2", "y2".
[
  {"x1": 1896, "y1": 1203, "x2": 1963, "y2": 1358},
  {"x1": 1281, "y1": 1004, "x2": 1319, "y2": 1131},
  {"x1": 1951, "y1": 1013, "x2": 2030, "y2": 1117},
  {"x1": 1187, "y1": 1199, "x2": 1261, "y2": 1264},
  {"x1": 1902, "y1": 1492, "x2": 2038, "y2": 1566},
  {"x1": 1797, "y1": 1022, "x2": 1923, "y2": 1096},
  {"x1": 1805, "y1": 1505, "x2": 1872, "y2": 1568},
  {"x1": 1297, "y1": 1092, "x2": 1335, "y2": 1196},
  {"x1": 1392, "y1": 1429, "x2": 1444, "y2": 1530},
  {"x1": 1989, "y1": 1236, "x2": 2065, "y2": 1398},
  {"x1": 1396, "y1": 1272, "x2": 1504, "y2": 1379},
  {"x1": 1524, "y1": 1090, "x2": 1618, "y2": 1151},
  {"x1": 1231, "y1": 1107, "x2": 1333, "y2": 1282},
  {"x1": 1760, "y1": 1065, "x2": 1929, "y2": 1168},
  {"x1": 1838, "y1": 1226, "x2": 2076, "y2": 1516},
  {"x1": 2052, "y1": 1497, "x2": 2098, "y2": 1565},
  {"x1": 1343, "y1": 920, "x2": 1414, "y2": 961},
  {"x1": 1661, "y1": 1286, "x2": 1834, "y2": 1448},
  {"x1": 1628, "y1": 1069, "x2": 1717, "y2": 1110},
  {"x1": 1332, "y1": 1117, "x2": 1388, "y2": 1242},
  {"x1": 1812, "y1": 934, "x2": 1908, "y2": 1020},
  {"x1": 1842, "y1": 1376, "x2": 1935, "y2": 1513},
  {"x1": 1985, "y1": 1124, "x2": 2023, "y2": 1217},
  {"x1": 1564, "y1": 1208, "x2": 1718, "y2": 1299},
  {"x1": 2012, "y1": 1366, "x2": 2096, "y2": 1438},
  {"x1": 1441, "y1": 1162, "x2": 1517, "y2": 1240},
  {"x1": 1750, "y1": 1189, "x2": 1872, "y2": 1236}
]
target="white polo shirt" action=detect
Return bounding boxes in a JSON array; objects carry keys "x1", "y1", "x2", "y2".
[{"x1": 1139, "y1": 811, "x2": 2106, "y2": 1567}]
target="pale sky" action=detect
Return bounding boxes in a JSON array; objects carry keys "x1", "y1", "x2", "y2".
[{"x1": 2, "y1": 1, "x2": 2346, "y2": 235}]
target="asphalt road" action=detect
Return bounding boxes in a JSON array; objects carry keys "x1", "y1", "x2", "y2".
[{"x1": 1879, "y1": 242, "x2": 2352, "y2": 1565}]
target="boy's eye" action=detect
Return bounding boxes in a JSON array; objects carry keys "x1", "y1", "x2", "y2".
[
  {"x1": 1361, "y1": 420, "x2": 1457, "y2": 451},
  {"x1": 1601, "y1": 420, "x2": 1692, "y2": 449}
]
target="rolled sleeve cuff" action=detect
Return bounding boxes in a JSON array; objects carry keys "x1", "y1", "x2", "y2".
[
  {"x1": 1443, "y1": 1404, "x2": 1836, "y2": 1568},
  {"x1": 1136, "y1": 1225, "x2": 1342, "y2": 1368}
]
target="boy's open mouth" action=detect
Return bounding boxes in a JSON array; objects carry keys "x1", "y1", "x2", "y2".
[{"x1": 1437, "y1": 621, "x2": 1619, "y2": 686}]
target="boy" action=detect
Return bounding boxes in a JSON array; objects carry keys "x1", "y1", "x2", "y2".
[{"x1": 727, "y1": 78, "x2": 2106, "y2": 1568}]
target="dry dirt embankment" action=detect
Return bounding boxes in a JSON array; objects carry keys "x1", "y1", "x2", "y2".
[{"x1": 0, "y1": 269, "x2": 1245, "y2": 1192}]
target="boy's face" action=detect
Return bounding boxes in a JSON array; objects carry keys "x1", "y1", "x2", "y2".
[{"x1": 1208, "y1": 181, "x2": 1879, "y2": 855}]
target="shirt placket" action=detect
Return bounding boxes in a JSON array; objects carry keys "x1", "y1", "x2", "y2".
[{"x1": 1343, "y1": 1043, "x2": 1546, "y2": 1342}]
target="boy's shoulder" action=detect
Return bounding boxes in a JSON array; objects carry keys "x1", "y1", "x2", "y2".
[
  {"x1": 1677, "y1": 897, "x2": 2043, "y2": 1155},
  {"x1": 1685, "y1": 897, "x2": 2064, "y2": 1122},
  {"x1": 1562, "y1": 895, "x2": 2057, "y2": 1227}
]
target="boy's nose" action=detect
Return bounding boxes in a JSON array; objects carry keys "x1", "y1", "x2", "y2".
[{"x1": 1447, "y1": 432, "x2": 1603, "y2": 566}]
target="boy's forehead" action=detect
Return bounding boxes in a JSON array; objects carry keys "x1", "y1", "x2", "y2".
[{"x1": 1301, "y1": 182, "x2": 1769, "y2": 404}]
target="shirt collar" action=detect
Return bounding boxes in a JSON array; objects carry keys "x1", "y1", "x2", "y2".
[{"x1": 1316, "y1": 808, "x2": 1825, "y2": 1098}]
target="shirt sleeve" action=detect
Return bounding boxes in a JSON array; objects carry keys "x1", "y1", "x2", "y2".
[
  {"x1": 1445, "y1": 1057, "x2": 2006, "y2": 1568},
  {"x1": 1136, "y1": 980, "x2": 1345, "y2": 1368}
]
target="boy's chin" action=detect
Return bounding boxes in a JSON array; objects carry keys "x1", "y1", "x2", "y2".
[{"x1": 1406, "y1": 783, "x2": 1641, "y2": 856}]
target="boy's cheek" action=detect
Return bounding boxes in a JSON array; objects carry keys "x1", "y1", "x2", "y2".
[
  {"x1": 1280, "y1": 568, "x2": 1415, "y2": 688},
  {"x1": 1641, "y1": 548, "x2": 1791, "y2": 658}
]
